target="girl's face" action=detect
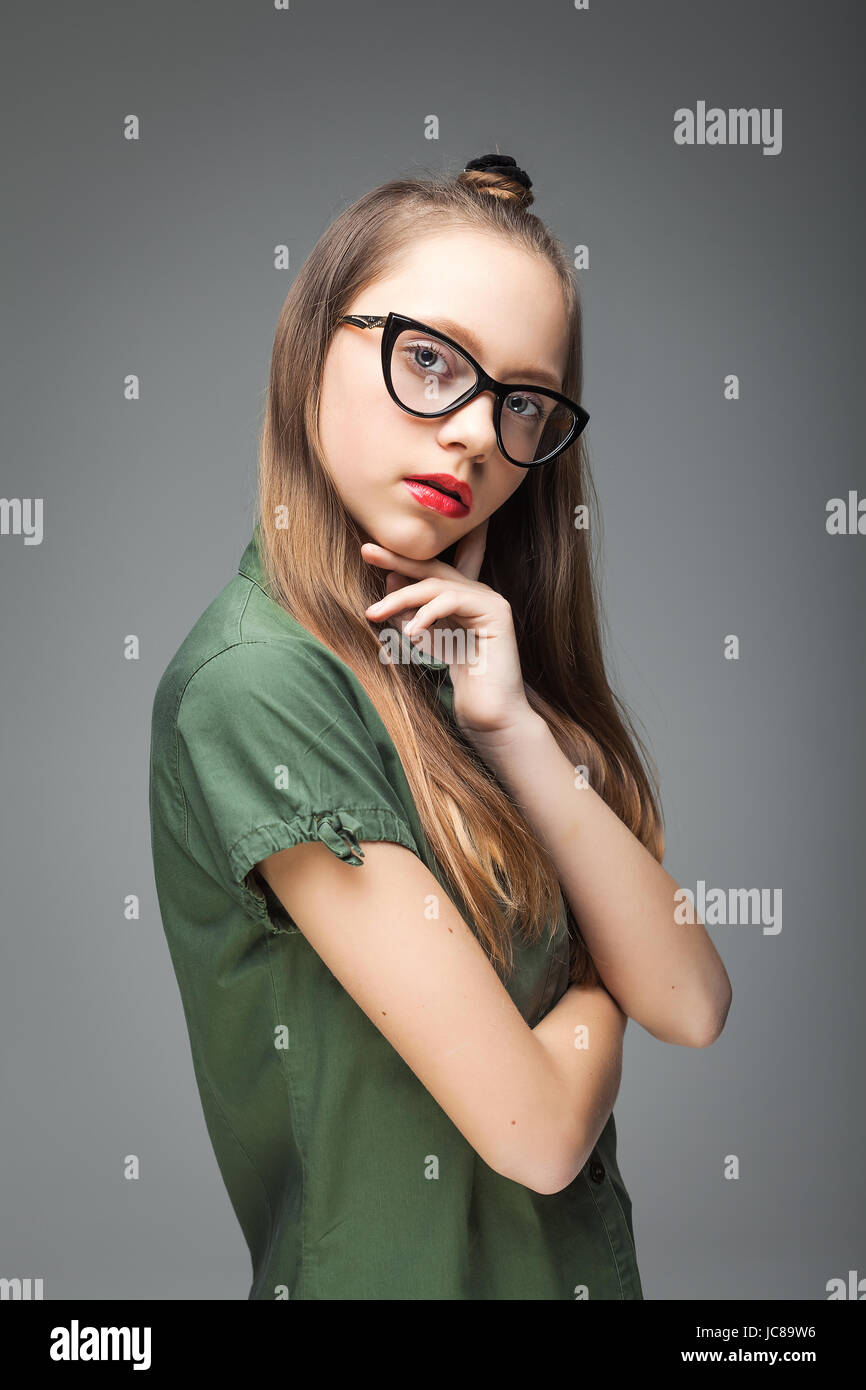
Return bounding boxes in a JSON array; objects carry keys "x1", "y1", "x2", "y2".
[{"x1": 316, "y1": 229, "x2": 570, "y2": 560}]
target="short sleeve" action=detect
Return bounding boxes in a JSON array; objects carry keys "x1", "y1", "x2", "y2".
[{"x1": 175, "y1": 638, "x2": 421, "y2": 926}]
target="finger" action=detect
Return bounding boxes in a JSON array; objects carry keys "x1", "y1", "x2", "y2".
[
  {"x1": 404, "y1": 590, "x2": 466, "y2": 636},
  {"x1": 384, "y1": 578, "x2": 421, "y2": 635},
  {"x1": 384, "y1": 570, "x2": 413, "y2": 597},
  {"x1": 360, "y1": 542, "x2": 457, "y2": 581},
  {"x1": 452, "y1": 517, "x2": 489, "y2": 583},
  {"x1": 365, "y1": 578, "x2": 445, "y2": 620}
]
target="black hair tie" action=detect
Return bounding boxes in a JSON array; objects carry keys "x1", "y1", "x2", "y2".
[{"x1": 463, "y1": 153, "x2": 532, "y2": 192}]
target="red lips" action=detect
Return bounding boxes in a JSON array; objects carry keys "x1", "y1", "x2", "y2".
[{"x1": 403, "y1": 473, "x2": 473, "y2": 509}]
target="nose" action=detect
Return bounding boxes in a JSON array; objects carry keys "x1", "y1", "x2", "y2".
[{"x1": 434, "y1": 392, "x2": 499, "y2": 458}]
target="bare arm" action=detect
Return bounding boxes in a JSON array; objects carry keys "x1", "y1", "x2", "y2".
[
  {"x1": 256, "y1": 838, "x2": 625, "y2": 1195},
  {"x1": 468, "y1": 710, "x2": 733, "y2": 1048},
  {"x1": 532, "y1": 982, "x2": 627, "y2": 1180}
]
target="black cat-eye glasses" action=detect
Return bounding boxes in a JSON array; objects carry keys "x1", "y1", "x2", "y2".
[{"x1": 337, "y1": 311, "x2": 589, "y2": 467}]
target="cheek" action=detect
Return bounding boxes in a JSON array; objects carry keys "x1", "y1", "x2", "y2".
[
  {"x1": 319, "y1": 363, "x2": 375, "y2": 487},
  {"x1": 497, "y1": 472, "x2": 529, "y2": 509},
  {"x1": 320, "y1": 357, "x2": 404, "y2": 490}
]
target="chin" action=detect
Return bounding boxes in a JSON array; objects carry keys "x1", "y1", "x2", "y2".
[{"x1": 364, "y1": 516, "x2": 451, "y2": 562}]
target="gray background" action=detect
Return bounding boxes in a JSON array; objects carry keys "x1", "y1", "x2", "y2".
[{"x1": 1, "y1": 0, "x2": 863, "y2": 1300}]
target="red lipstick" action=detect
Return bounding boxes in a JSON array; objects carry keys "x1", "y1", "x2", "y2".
[{"x1": 403, "y1": 473, "x2": 472, "y2": 518}]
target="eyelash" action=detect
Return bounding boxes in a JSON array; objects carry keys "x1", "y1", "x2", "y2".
[
  {"x1": 404, "y1": 339, "x2": 451, "y2": 371},
  {"x1": 401, "y1": 341, "x2": 549, "y2": 420}
]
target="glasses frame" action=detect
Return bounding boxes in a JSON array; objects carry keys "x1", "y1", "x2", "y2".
[{"x1": 337, "y1": 311, "x2": 589, "y2": 468}]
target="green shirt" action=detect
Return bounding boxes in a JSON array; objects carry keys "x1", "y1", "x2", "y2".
[{"x1": 148, "y1": 523, "x2": 643, "y2": 1300}]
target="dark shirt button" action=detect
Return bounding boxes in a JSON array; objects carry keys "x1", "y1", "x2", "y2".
[{"x1": 589, "y1": 1158, "x2": 605, "y2": 1184}]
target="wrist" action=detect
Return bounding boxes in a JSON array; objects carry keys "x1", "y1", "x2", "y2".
[{"x1": 463, "y1": 706, "x2": 551, "y2": 773}]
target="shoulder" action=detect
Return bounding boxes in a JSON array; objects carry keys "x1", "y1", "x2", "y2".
[
  {"x1": 152, "y1": 575, "x2": 368, "y2": 744},
  {"x1": 179, "y1": 637, "x2": 364, "y2": 735}
]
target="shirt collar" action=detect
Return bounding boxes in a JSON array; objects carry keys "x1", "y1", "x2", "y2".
[{"x1": 237, "y1": 522, "x2": 271, "y2": 596}]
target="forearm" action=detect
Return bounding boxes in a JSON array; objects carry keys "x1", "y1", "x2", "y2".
[
  {"x1": 532, "y1": 981, "x2": 626, "y2": 1183},
  {"x1": 470, "y1": 710, "x2": 732, "y2": 1047}
]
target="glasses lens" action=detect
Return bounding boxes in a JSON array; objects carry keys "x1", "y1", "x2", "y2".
[
  {"x1": 388, "y1": 327, "x2": 576, "y2": 465},
  {"x1": 500, "y1": 393, "x2": 576, "y2": 465},
  {"x1": 390, "y1": 328, "x2": 478, "y2": 412}
]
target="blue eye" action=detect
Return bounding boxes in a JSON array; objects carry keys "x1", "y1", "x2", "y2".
[
  {"x1": 403, "y1": 339, "x2": 452, "y2": 375},
  {"x1": 505, "y1": 392, "x2": 547, "y2": 424}
]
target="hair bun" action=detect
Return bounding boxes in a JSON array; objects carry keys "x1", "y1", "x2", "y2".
[{"x1": 460, "y1": 153, "x2": 534, "y2": 207}]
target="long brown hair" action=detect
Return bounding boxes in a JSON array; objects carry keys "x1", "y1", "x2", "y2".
[{"x1": 254, "y1": 156, "x2": 665, "y2": 988}]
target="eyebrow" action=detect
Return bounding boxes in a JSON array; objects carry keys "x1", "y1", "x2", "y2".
[{"x1": 415, "y1": 314, "x2": 564, "y2": 391}]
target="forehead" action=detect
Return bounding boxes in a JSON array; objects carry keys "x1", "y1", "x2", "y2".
[{"x1": 356, "y1": 229, "x2": 570, "y2": 382}]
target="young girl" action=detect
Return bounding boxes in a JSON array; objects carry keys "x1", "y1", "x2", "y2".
[{"x1": 149, "y1": 152, "x2": 731, "y2": 1301}]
